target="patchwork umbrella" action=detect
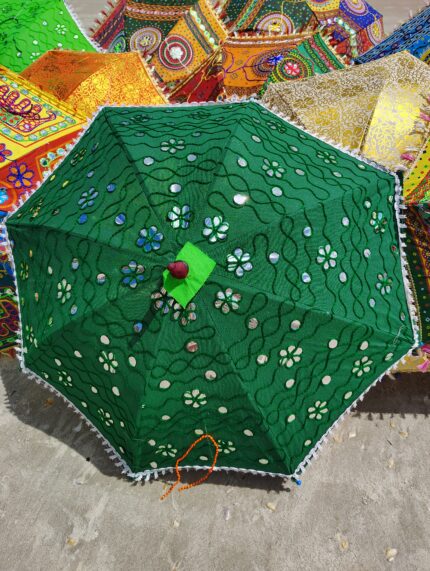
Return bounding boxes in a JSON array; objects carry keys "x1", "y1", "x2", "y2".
[
  {"x1": 21, "y1": 51, "x2": 166, "y2": 118},
  {"x1": 356, "y1": 5, "x2": 430, "y2": 65},
  {"x1": 6, "y1": 102, "x2": 416, "y2": 479},
  {"x1": 0, "y1": 0, "x2": 98, "y2": 73}
]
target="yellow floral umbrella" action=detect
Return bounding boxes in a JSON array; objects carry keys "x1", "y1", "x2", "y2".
[{"x1": 21, "y1": 51, "x2": 166, "y2": 117}]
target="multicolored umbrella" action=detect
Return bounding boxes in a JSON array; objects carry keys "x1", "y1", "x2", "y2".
[
  {"x1": 0, "y1": 0, "x2": 98, "y2": 73},
  {"x1": 5, "y1": 102, "x2": 416, "y2": 480},
  {"x1": 259, "y1": 32, "x2": 345, "y2": 96},
  {"x1": 0, "y1": 64, "x2": 86, "y2": 222},
  {"x1": 356, "y1": 5, "x2": 430, "y2": 64},
  {"x1": 91, "y1": 0, "x2": 127, "y2": 53},
  {"x1": 21, "y1": 51, "x2": 166, "y2": 117}
]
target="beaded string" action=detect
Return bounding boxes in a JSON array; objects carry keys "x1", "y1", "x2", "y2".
[{"x1": 160, "y1": 434, "x2": 219, "y2": 501}]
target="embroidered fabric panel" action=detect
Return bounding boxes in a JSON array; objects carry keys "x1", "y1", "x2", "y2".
[
  {"x1": 92, "y1": 0, "x2": 127, "y2": 52},
  {"x1": 124, "y1": 0, "x2": 193, "y2": 54},
  {"x1": 7, "y1": 103, "x2": 414, "y2": 476},
  {"x1": 356, "y1": 6, "x2": 430, "y2": 64},
  {"x1": 0, "y1": 0, "x2": 96, "y2": 73},
  {"x1": 21, "y1": 51, "x2": 166, "y2": 117},
  {"x1": 260, "y1": 32, "x2": 344, "y2": 95}
]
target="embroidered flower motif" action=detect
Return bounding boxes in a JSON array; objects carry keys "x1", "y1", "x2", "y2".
[
  {"x1": 136, "y1": 226, "x2": 164, "y2": 252},
  {"x1": 30, "y1": 52, "x2": 41, "y2": 61},
  {"x1": 160, "y1": 138, "x2": 185, "y2": 154},
  {"x1": 70, "y1": 148, "x2": 86, "y2": 166},
  {"x1": 29, "y1": 198, "x2": 43, "y2": 219},
  {"x1": 217, "y1": 439, "x2": 236, "y2": 454},
  {"x1": 267, "y1": 54, "x2": 284, "y2": 66},
  {"x1": 173, "y1": 302, "x2": 196, "y2": 326},
  {"x1": 316, "y1": 150, "x2": 337, "y2": 165},
  {"x1": 284, "y1": 61, "x2": 301, "y2": 76},
  {"x1": 202, "y1": 216, "x2": 229, "y2": 243},
  {"x1": 0, "y1": 143, "x2": 12, "y2": 163},
  {"x1": 352, "y1": 355, "x2": 373, "y2": 377},
  {"x1": 0, "y1": 187, "x2": 7, "y2": 204},
  {"x1": 99, "y1": 350, "x2": 119, "y2": 374},
  {"x1": 183, "y1": 389, "x2": 207, "y2": 408},
  {"x1": 55, "y1": 24, "x2": 67, "y2": 35},
  {"x1": 226, "y1": 248, "x2": 253, "y2": 277},
  {"x1": 7, "y1": 162, "x2": 34, "y2": 189},
  {"x1": 57, "y1": 278, "x2": 72, "y2": 304},
  {"x1": 78, "y1": 187, "x2": 98, "y2": 209},
  {"x1": 279, "y1": 345, "x2": 302, "y2": 367},
  {"x1": 58, "y1": 370, "x2": 72, "y2": 387},
  {"x1": 19, "y1": 262, "x2": 29, "y2": 280},
  {"x1": 308, "y1": 400, "x2": 329, "y2": 420},
  {"x1": 370, "y1": 211, "x2": 388, "y2": 234},
  {"x1": 266, "y1": 120, "x2": 286, "y2": 134},
  {"x1": 155, "y1": 443, "x2": 177, "y2": 457},
  {"x1": 262, "y1": 158, "x2": 285, "y2": 178},
  {"x1": 121, "y1": 261, "x2": 145, "y2": 288},
  {"x1": 316, "y1": 244, "x2": 338, "y2": 270},
  {"x1": 98, "y1": 408, "x2": 114, "y2": 427},
  {"x1": 151, "y1": 287, "x2": 174, "y2": 314},
  {"x1": 214, "y1": 289, "x2": 241, "y2": 314},
  {"x1": 376, "y1": 273, "x2": 392, "y2": 296},
  {"x1": 25, "y1": 324, "x2": 37, "y2": 347},
  {"x1": 167, "y1": 204, "x2": 192, "y2": 229}
]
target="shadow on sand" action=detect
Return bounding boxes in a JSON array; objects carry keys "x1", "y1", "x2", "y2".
[{"x1": 2, "y1": 359, "x2": 430, "y2": 492}]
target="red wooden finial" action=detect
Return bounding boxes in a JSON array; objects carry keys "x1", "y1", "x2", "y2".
[{"x1": 167, "y1": 260, "x2": 189, "y2": 279}]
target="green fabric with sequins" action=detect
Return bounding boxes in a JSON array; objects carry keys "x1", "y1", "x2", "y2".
[
  {"x1": 7, "y1": 102, "x2": 415, "y2": 477},
  {"x1": 0, "y1": 0, "x2": 96, "y2": 73}
]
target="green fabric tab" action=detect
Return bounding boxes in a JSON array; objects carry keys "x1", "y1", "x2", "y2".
[{"x1": 163, "y1": 242, "x2": 216, "y2": 307}]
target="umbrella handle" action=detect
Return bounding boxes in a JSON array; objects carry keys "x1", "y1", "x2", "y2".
[{"x1": 160, "y1": 434, "x2": 219, "y2": 500}]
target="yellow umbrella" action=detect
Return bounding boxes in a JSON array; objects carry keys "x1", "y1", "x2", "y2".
[
  {"x1": 262, "y1": 51, "x2": 430, "y2": 173},
  {"x1": 21, "y1": 51, "x2": 166, "y2": 117}
]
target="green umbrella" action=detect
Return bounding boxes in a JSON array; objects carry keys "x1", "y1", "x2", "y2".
[
  {"x1": 0, "y1": 0, "x2": 97, "y2": 73},
  {"x1": 6, "y1": 102, "x2": 417, "y2": 481}
]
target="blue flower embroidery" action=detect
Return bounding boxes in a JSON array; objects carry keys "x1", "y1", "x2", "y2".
[
  {"x1": 121, "y1": 261, "x2": 145, "y2": 288},
  {"x1": 136, "y1": 226, "x2": 164, "y2": 252},
  {"x1": 78, "y1": 187, "x2": 98, "y2": 209}
]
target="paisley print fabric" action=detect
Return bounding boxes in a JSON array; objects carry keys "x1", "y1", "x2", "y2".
[{"x1": 6, "y1": 102, "x2": 415, "y2": 477}]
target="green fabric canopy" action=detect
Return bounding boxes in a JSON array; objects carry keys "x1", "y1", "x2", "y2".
[
  {"x1": 0, "y1": 0, "x2": 97, "y2": 73},
  {"x1": 6, "y1": 102, "x2": 416, "y2": 479}
]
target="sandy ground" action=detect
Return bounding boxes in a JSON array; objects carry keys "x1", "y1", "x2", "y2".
[{"x1": 1, "y1": 1, "x2": 429, "y2": 570}]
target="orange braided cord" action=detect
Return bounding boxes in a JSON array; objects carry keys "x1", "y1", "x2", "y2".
[{"x1": 160, "y1": 434, "x2": 219, "y2": 500}]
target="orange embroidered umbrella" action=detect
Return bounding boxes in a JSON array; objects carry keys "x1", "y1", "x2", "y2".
[{"x1": 21, "y1": 51, "x2": 167, "y2": 117}]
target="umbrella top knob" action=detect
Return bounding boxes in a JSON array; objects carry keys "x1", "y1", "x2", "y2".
[{"x1": 167, "y1": 260, "x2": 189, "y2": 280}]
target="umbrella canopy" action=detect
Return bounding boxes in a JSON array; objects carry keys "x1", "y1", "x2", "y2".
[
  {"x1": 356, "y1": 5, "x2": 430, "y2": 65},
  {"x1": 262, "y1": 52, "x2": 430, "y2": 172},
  {"x1": 21, "y1": 51, "x2": 167, "y2": 117},
  {"x1": 0, "y1": 0, "x2": 97, "y2": 73},
  {"x1": 259, "y1": 32, "x2": 345, "y2": 96},
  {"x1": 0, "y1": 64, "x2": 86, "y2": 222},
  {"x1": 91, "y1": 0, "x2": 127, "y2": 53},
  {"x1": 169, "y1": 32, "x2": 313, "y2": 101},
  {"x1": 6, "y1": 102, "x2": 416, "y2": 479},
  {"x1": 0, "y1": 64, "x2": 86, "y2": 355}
]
